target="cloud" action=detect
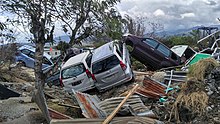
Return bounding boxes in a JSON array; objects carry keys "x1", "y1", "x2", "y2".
[
  {"x1": 153, "y1": 9, "x2": 165, "y2": 16},
  {"x1": 117, "y1": 0, "x2": 220, "y2": 31},
  {"x1": 180, "y1": 12, "x2": 195, "y2": 18},
  {"x1": 203, "y1": 0, "x2": 217, "y2": 5}
]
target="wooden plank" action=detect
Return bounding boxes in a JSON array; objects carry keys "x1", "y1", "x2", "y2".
[{"x1": 102, "y1": 84, "x2": 139, "y2": 124}]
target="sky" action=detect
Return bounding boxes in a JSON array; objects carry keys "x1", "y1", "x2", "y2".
[
  {"x1": 1, "y1": 0, "x2": 220, "y2": 43},
  {"x1": 117, "y1": 0, "x2": 220, "y2": 32}
]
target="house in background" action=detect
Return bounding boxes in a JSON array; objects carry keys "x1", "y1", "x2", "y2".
[{"x1": 44, "y1": 43, "x2": 61, "y2": 58}]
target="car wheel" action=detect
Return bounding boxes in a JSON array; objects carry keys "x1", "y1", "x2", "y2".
[{"x1": 17, "y1": 61, "x2": 26, "y2": 67}]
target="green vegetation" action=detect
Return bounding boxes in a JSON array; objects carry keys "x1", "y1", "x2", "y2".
[{"x1": 163, "y1": 35, "x2": 197, "y2": 48}]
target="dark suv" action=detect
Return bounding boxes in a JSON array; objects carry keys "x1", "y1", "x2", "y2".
[{"x1": 124, "y1": 34, "x2": 181, "y2": 70}]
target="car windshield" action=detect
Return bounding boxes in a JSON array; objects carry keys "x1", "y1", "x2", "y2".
[
  {"x1": 62, "y1": 63, "x2": 85, "y2": 79},
  {"x1": 92, "y1": 55, "x2": 120, "y2": 74}
]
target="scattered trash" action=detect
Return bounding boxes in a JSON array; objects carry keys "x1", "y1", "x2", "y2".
[
  {"x1": 1, "y1": 39, "x2": 220, "y2": 124},
  {"x1": 169, "y1": 78, "x2": 208, "y2": 123}
]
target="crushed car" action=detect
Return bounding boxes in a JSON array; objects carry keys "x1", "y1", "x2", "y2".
[
  {"x1": 60, "y1": 51, "x2": 94, "y2": 92},
  {"x1": 124, "y1": 34, "x2": 181, "y2": 70},
  {"x1": 171, "y1": 45, "x2": 196, "y2": 63},
  {"x1": 15, "y1": 45, "x2": 54, "y2": 73},
  {"x1": 60, "y1": 41, "x2": 134, "y2": 92},
  {"x1": 91, "y1": 40, "x2": 134, "y2": 91}
]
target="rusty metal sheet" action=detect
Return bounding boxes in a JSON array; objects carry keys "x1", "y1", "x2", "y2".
[
  {"x1": 50, "y1": 116, "x2": 163, "y2": 124},
  {"x1": 136, "y1": 76, "x2": 167, "y2": 99},
  {"x1": 73, "y1": 90, "x2": 106, "y2": 118},
  {"x1": 48, "y1": 108, "x2": 72, "y2": 119}
]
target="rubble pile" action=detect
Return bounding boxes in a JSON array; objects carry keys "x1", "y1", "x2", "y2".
[
  {"x1": 205, "y1": 67, "x2": 220, "y2": 123},
  {"x1": 0, "y1": 66, "x2": 35, "y2": 83},
  {"x1": 1, "y1": 41, "x2": 220, "y2": 124}
]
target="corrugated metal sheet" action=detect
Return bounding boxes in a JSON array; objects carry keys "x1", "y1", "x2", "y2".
[
  {"x1": 73, "y1": 91, "x2": 107, "y2": 118},
  {"x1": 164, "y1": 71, "x2": 187, "y2": 82},
  {"x1": 135, "y1": 76, "x2": 167, "y2": 99},
  {"x1": 50, "y1": 116, "x2": 163, "y2": 124},
  {"x1": 98, "y1": 95, "x2": 156, "y2": 118}
]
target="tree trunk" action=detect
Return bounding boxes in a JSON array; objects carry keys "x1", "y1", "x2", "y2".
[{"x1": 32, "y1": 42, "x2": 51, "y2": 123}]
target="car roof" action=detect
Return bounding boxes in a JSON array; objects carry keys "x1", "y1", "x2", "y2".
[
  {"x1": 91, "y1": 41, "x2": 115, "y2": 63},
  {"x1": 19, "y1": 45, "x2": 52, "y2": 59},
  {"x1": 62, "y1": 51, "x2": 89, "y2": 69}
]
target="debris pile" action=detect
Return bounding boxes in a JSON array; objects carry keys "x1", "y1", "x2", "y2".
[{"x1": 1, "y1": 41, "x2": 220, "y2": 124}]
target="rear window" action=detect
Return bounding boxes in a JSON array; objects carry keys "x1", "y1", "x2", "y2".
[
  {"x1": 157, "y1": 44, "x2": 171, "y2": 57},
  {"x1": 62, "y1": 63, "x2": 86, "y2": 79},
  {"x1": 92, "y1": 55, "x2": 120, "y2": 74}
]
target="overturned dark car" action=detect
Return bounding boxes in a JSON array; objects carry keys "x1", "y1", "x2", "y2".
[{"x1": 124, "y1": 34, "x2": 181, "y2": 70}]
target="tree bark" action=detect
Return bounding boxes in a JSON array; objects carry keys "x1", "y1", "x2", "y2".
[{"x1": 32, "y1": 40, "x2": 51, "y2": 123}]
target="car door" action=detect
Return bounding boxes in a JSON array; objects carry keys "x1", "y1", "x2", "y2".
[
  {"x1": 19, "y1": 49, "x2": 34, "y2": 68},
  {"x1": 93, "y1": 55, "x2": 125, "y2": 90},
  {"x1": 27, "y1": 51, "x2": 36, "y2": 68},
  {"x1": 155, "y1": 44, "x2": 173, "y2": 67},
  {"x1": 139, "y1": 38, "x2": 160, "y2": 65},
  {"x1": 61, "y1": 63, "x2": 93, "y2": 92}
]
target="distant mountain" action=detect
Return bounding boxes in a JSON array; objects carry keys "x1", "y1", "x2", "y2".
[
  {"x1": 155, "y1": 25, "x2": 220, "y2": 37},
  {"x1": 53, "y1": 35, "x2": 94, "y2": 46},
  {"x1": 54, "y1": 35, "x2": 70, "y2": 43}
]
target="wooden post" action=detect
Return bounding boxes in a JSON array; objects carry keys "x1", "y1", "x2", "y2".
[{"x1": 102, "y1": 84, "x2": 139, "y2": 124}]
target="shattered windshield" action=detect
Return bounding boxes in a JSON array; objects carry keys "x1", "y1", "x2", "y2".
[{"x1": 62, "y1": 63, "x2": 86, "y2": 79}]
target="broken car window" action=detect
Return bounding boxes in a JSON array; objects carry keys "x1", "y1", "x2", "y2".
[{"x1": 62, "y1": 63, "x2": 86, "y2": 79}]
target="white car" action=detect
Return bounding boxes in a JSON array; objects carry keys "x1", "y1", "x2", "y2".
[
  {"x1": 60, "y1": 51, "x2": 94, "y2": 92},
  {"x1": 91, "y1": 41, "x2": 134, "y2": 91}
]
